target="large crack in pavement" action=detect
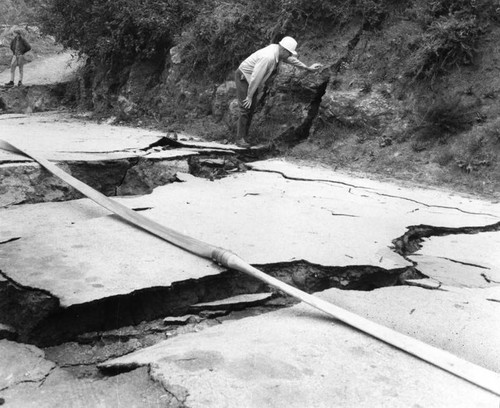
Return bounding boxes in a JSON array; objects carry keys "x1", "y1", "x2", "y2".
[
  {"x1": 0, "y1": 260, "x2": 420, "y2": 347},
  {"x1": 0, "y1": 237, "x2": 20, "y2": 245},
  {"x1": 2, "y1": 159, "x2": 497, "y2": 347},
  {"x1": 393, "y1": 222, "x2": 500, "y2": 255},
  {"x1": 36, "y1": 258, "x2": 446, "y2": 379},
  {"x1": 33, "y1": 262, "x2": 417, "y2": 387},
  {"x1": 0, "y1": 365, "x2": 56, "y2": 393}
]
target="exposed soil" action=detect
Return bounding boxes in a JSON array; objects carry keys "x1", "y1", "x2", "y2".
[{"x1": 287, "y1": 133, "x2": 500, "y2": 203}]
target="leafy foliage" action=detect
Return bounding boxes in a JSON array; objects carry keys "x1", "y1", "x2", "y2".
[
  {"x1": 0, "y1": 0, "x2": 39, "y2": 25},
  {"x1": 177, "y1": 0, "x2": 395, "y2": 81},
  {"x1": 412, "y1": 95, "x2": 475, "y2": 140},
  {"x1": 469, "y1": 117, "x2": 500, "y2": 143},
  {"x1": 404, "y1": 15, "x2": 482, "y2": 79},
  {"x1": 37, "y1": 0, "x2": 197, "y2": 64},
  {"x1": 36, "y1": 0, "x2": 396, "y2": 81},
  {"x1": 36, "y1": 0, "x2": 498, "y2": 82},
  {"x1": 178, "y1": 1, "x2": 278, "y2": 81},
  {"x1": 402, "y1": 0, "x2": 495, "y2": 79}
]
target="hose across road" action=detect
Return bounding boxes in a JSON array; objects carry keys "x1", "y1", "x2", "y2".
[{"x1": 1, "y1": 138, "x2": 499, "y2": 396}]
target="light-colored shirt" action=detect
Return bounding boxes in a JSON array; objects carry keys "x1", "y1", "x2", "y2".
[{"x1": 238, "y1": 44, "x2": 308, "y2": 98}]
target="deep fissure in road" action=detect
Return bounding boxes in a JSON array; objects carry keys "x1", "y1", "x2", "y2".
[
  {"x1": 0, "y1": 260, "x2": 420, "y2": 347},
  {"x1": 393, "y1": 222, "x2": 500, "y2": 256},
  {"x1": 1, "y1": 146, "x2": 263, "y2": 206}
]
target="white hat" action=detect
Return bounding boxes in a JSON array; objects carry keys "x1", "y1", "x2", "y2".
[{"x1": 279, "y1": 36, "x2": 298, "y2": 56}]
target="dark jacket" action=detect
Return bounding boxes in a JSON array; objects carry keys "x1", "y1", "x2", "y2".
[{"x1": 10, "y1": 36, "x2": 31, "y2": 55}]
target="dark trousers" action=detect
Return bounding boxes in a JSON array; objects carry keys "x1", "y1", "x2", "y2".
[{"x1": 235, "y1": 69, "x2": 258, "y2": 141}]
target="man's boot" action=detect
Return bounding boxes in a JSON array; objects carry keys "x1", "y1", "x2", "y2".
[
  {"x1": 236, "y1": 139, "x2": 250, "y2": 148},
  {"x1": 4, "y1": 81, "x2": 14, "y2": 88}
]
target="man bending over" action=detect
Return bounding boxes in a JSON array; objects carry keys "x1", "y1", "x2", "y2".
[{"x1": 235, "y1": 36, "x2": 322, "y2": 147}]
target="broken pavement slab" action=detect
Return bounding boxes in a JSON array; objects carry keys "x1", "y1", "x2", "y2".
[
  {"x1": 1, "y1": 165, "x2": 499, "y2": 341},
  {"x1": 0, "y1": 340, "x2": 170, "y2": 407},
  {"x1": 0, "y1": 112, "x2": 192, "y2": 206},
  {"x1": 0, "y1": 211, "x2": 226, "y2": 307},
  {"x1": 0, "y1": 340, "x2": 55, "y2": 390},
  {"x1": 322, "y1": 286, "x2": 500, "y2": 373},
  {"x1": 0, "y1": 367, "x2": 169, "y2": 408},
  {"x1": 100, "y1": 286, "x2": 500, "y2": 408},
  {"x1": 409, "y1": 232, "x2": 500, "y2": 288},
  {"x1": 0, "y1": 112, "x2": 245, "y2": 205}
]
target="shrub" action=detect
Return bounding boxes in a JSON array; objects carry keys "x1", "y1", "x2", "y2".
[
  {"x1": 179, "y1": 0, "x2": 393, "y2": 81},
  {"x1": 402, "y1": 0, "x2": 496, "y2": 80},
  {"x1": 404, "y1": 14, "x2": 482, "y2": 79},
  {"x1": 450, "y1": 130, "x2": 490, "y2": 172},
  {"x1": 178, "y1": 1, "x2": 276, "y2": 81},
  {"x1": 434, "y1": 150, "x2": 455, "y2": 166},
  {"x1": 466, "y1": 117, "x2": 500, "y2": 142},
  {"x1": 279, "y1": 0, "x2": 390, "y2": 31},
  {"x1": 412, "y1": 95, "x2": 475, "y2": 140}
]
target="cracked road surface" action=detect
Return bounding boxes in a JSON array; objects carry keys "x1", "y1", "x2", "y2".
[
  {"x1": 3, "y1": 166, "x2": 498, "y2": 306},
  {"x1": 0, "y1": 112, "x2": 499, "y2": 407}
]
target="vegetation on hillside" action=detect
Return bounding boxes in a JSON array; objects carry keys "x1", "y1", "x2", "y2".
[
  {"x1": 37, "y1": 0, "x2": 198, "y2": 67},
  {"x1": 36, "y1": 0, "x2": 498, "y2": 82},
  {"x1": 397, "y1": 0, "x2": 497, "y2": 81},
  {"x1": 0, "y1": 0, "x2": 39, "y2": 25}
]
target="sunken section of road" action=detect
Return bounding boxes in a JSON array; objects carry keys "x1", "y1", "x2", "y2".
[
  {"x1": 1, "y1": 145, "x2": 499, "y2": 406},
  {"x1": 1, "y1": 157, "x2": 499, "y2": 346},
  {"x1": 0, "y1": 112, "x2": 250, "y2": 206}
]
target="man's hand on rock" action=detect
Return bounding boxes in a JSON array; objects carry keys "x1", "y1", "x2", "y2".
[
  {"x1": 242, "y1": 97, "x2": 252, "y2": 109},
  {"x1": 308, "y1": 63, "x2": 323, "y2": 72}
]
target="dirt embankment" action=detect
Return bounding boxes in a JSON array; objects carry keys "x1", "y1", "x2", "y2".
[{"x1": 37, "y1": 4, "x2": 499, "y2": 201}]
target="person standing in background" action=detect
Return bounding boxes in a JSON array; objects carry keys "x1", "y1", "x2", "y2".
[{"x1": 5, "y1": 29, "x2": 31, "y2": 87}]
